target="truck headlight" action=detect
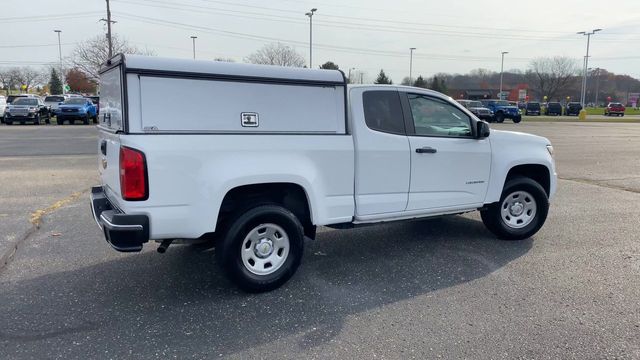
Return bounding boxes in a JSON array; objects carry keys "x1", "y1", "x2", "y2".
[{"x1": 546, "y1": 145, "x2": 554, "y2": 157}]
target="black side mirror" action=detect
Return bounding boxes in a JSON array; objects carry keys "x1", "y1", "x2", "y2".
[{"x1": 477, "y1": 121, "x2": 490, "y2": 139}]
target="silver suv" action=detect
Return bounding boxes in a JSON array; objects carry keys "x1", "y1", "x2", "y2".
[{"x1": 456, "y1": 99, "x2": 494, "y2": 121}]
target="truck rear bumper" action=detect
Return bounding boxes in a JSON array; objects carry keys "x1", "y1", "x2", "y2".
[{"x1": 90, "y1": 186, "x2": 149, "y2": 252}]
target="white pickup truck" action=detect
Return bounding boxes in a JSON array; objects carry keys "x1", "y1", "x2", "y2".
[{"x1": 91, "y1": 54, "x2": 556, "y2": 292}]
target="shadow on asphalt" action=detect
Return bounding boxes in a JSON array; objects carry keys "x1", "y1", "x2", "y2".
[{"x1": 0, "y1": 216, "x2": 531, "y2": 357}]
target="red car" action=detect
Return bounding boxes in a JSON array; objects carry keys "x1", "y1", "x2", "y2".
[{"x1": 604, "y1": 102, "x2": 625, "y2": 117}]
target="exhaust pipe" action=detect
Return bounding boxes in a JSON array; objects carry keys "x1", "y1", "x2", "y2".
[{"x1": 157, "y1": 239, "x2": 173, "y2": 254}]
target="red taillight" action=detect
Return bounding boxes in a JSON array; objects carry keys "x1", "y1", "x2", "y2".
[{"x1": 119, "y1": 146, "x2": 148, "y2": 201}]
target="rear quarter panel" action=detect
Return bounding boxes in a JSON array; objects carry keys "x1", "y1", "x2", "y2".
[{"x1": 113, "y1": 134, "x2": 355, "y2": 239}]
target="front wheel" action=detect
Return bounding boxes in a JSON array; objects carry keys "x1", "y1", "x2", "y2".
[
  {"x1": 481, "y1": 176, "x2": 549, "y2": 240},
  {"x1": 495, "y1": 113, "x2": 505, "y2": 123},
  {"x1": 216, "y1": 204, "x2": 304, "y2": 292},
  {"x1": 512, "y1": 116, "x2": 522, "y2": 124}
]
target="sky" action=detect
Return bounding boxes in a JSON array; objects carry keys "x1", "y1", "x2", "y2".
[{"x1": 1, "y1": 0, "x2": 639, "y2": 83}]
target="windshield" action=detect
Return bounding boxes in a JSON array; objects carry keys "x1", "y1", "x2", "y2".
[
  {"x1": 45, "y1": 96, "x2": 65, "y2": 102},
  {"x1": 610, "y1": 103, "x2": 622, "y2": 106},
  {"x1": 495, "y1": 100, "x2": 510, "y2": 106},
  {"x1": 64, "y1": 98, "x2": 88, "y2": 105},
  {"x1": 13, "y1": 98, "x2": 38, "y2": 106},
  {"x1": 469, "y1": 101, "x2": 483, "y2": 107},
  {"x1": 528, "y1": 103, "x2": 540, "y2": 108}
]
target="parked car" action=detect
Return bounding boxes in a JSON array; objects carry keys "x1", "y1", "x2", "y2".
[
  {"x1": 43, "y1": 95, "x2": 66, "y2": 115},
  {"x1": 545, "y1": 102, "x2": 562, "y2": 116},
  {"x1": 565, "y1": 102, "x2": 582, "y2": 116},
  {"x1": 90, "y1": 54, "x2": 556, "y2": 292},
  {"x1": 456, "y1": 99, "x2": 493, "y2": 120},
  {"x1": 525, "y1": 102, "x2": 541, "y2": 116},
  {"x1": 56, "y1": 98, "x2": 98, "y2": 125},
  {"x1": 480, "y1": 99, "x2": 522, "y2": 123},
  {"x1": 4, "y1": 97, "x2": 50, "y2": 125},
  {"x1": 604, "y1": 102, "x2": 625, "y2": 116},
  {"x1": 0, "y1": 96, "x2": 6, "y2": 123}
]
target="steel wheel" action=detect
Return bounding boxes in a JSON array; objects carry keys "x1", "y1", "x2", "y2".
[
  {"x1": 500, "y1": 190, "x2": 537, "y2": 229},
  {"x1": 240, "y1": 223, "x2": 290, "y2": 276}
]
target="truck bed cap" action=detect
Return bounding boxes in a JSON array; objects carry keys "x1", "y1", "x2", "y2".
[{"x1": 106, "y1": 54, "x2": 345, "y2": 85}]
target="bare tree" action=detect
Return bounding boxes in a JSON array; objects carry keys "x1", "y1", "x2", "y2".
[
  {"x1": 71, "y1": 34, "x2": 154, "y2": 81},
  {"x1": 20, "y1": 67, "x2": 46, "y2": 92},
  {"x1": 0, "y1": 68, "x2": 25, "y2": 95},
  {"x1": 244, "y1": 43, "x2": 306, "y2": 67},
  {"x1": 526, "y1": 57, "x2": 579, "y2": 101}
]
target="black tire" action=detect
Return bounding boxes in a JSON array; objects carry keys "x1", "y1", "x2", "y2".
[
  {"x1": 92, "y1": 115, "x2": 99, "y2": 124},
  {"x1": 495, "y1": 112, "x2": 505, "y2": 123},
  {"x1": 513, "y1": 116, "x2": 522, "y2": 124},
  {"x1": 5, "y1": 120, "x2": 12, "y2": 125},
  {"x1": 620, "y1": 113, "x2": 624, "y2": 117},
  {"x1": 57, "y1": 118, "x2": 64, "y2": 125},
  {"x1": 83, "y1": 115, "x2": 90, "y2": 125},
  {"x1": 216, "y1": 204, "x2": 304, "y2": 292},
  {"x1": 34, "y1": 114, "x2": 40, "y2": 125},
  {"x1": 480, "y1": 176, "x2": 549, "y2": 240}
]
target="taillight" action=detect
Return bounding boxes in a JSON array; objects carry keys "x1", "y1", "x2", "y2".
[{"x1": 119, "y1": 146, "x2": 148, "y2": 201}]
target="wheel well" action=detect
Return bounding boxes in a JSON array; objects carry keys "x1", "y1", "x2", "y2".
[
  {"x1": 218, "y1": 183, "x2": 315, "y2": 239},
  {"x1": 506, "y1": 164, "x2": 550, "y2": 196}
]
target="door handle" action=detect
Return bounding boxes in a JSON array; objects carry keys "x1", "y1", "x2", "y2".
[
  {"x1": 416, "y1": 146, "x2": 437, "y2": 154},
  {"x1": 100, "y1": 140, "x2": 107, "y2": 155}
]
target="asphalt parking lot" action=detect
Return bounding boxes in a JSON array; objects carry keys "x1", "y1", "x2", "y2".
[{"x1": 0, "y1": 122, "x2": 639, "y2": 359}]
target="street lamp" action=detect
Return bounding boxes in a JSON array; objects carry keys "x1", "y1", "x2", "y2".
[
  {"x1": 409, "y1": 47, "x2": 416, "y2": 85},
  {"x1": 499, "y1": 51, "x2": 508, "y2": 100},
  {"x1": 577, "y1": 29, "x2": 602, "y2": 107},
  {"x1": 305, "y1": 8, "x2": 317, "y2": 68},
  {"x1": 54, "y1": 29, "x2": 63, "y2": 94},
  {"x1": 190, "y1": 36, "x2": 197, "y2": 60}
]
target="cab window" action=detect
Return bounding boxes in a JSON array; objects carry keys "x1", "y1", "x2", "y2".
[
  {"x1": 362, "y1": 90, "x2": 406, "y2": 135},
  {"x1": 407, "y1": 94, "x2": 472, "y2": 137}
]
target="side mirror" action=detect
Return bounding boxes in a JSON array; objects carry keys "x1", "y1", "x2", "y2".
[{"x1": 476, "y1": 121, "x2": 490, "y2": 139}]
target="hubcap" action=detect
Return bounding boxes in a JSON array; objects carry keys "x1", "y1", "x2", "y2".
[
  {"x1": 500, "y1": 191, "x2": 537, "y2": 229},
  {"x1": 241, "y1": 223, "x2": 289, "y2": 276}
]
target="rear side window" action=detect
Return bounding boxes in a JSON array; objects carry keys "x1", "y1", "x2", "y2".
[
  {"x1": 99, "y1": 66, "x2": 124, "y2": 131},
  {"x1": 362, "y1": 90, "x2": 405, "y2": 134}
]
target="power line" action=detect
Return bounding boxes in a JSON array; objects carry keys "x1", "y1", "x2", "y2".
[
  {"x1": 114, "y1": 0, "x2": 640, "y2": 43},
  {"x1": 0, "y1": 42, "x2": 77, "y2": 49},
  {"x1": 0, "y1": 11, "x2": 103, "y2": 23}
]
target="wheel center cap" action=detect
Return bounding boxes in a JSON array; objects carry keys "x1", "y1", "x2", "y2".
[
  {"x1": 255, "y1": 239, "x2": 273, "y2": 258},
  {"x1": 510, "y1": 202, "x2": 524, "y2": 216}
]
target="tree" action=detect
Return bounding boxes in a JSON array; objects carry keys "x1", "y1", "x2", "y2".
[
  {"x1": 429, "y1": 75, "x2": 447, "y2": 93},
  {"x1": 374, "y1": 69, "x2": 392, "y2": 84},
  {"x1": 0, "y1": 69, "x2": 17, "y2": 96},
  {"x1": 245, "y1": 43, "x2": 306, "y2": 67},
  {"x1": 71, "y1": 34, "x2": 154, "y2": 81},
  {"x1": 20, "y1": 67, "x2": 45, "y2": 92},
  {"x1": 400, "y1": 76, "x2": 412, "y2": 86},
  {"x1": 66, "y1": 68, "x2": 97, "y2": 94},
  {"x1": 413, "y1": 75, "x2": 428, "y2": 88},
  {"x1": 48, "y1": 68, "x2": 63, "y2": 95},
  {"x1": 525, "y1": 56, "x2": 578, "y2": 100},
  {"x1": 319, "y1": 61, "x2": 339, "y2": 70}
]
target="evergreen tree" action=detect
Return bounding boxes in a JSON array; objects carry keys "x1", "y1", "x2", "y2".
[
  {"x1": 49, "y1": 68, "x2": 63, "y2": 95},
  {"x1": 319, "y1": 61, "x2": 339, "y2": 70},
  {"x1": 413, "y1": 75, "x2": 428, "y2": 88},
  {"x1": 374, "y1": 69, "x2": 392, "y2": 84},
  {"x1": 429, "y1": 76, "x2": 441, "y2": 92}
]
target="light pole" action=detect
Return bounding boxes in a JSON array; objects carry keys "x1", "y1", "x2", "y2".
[
  {"x1": 409, "y1": 47, "x2": 416, "y2": 85},
  {"x1": 190, "y1": 36, "x2": 197, "y2": 60},
  {"x1": 499, "y1": 51, "x2": 508, "y2": 100},
  {"x1": 578, "y1": 29, "x2": 602, "y2": 107},
  {"x1": 348, "y1": 67, "x2": 355, "y2": 84},
  {"x1": 54, "y1": 30, "x2": 63, "y2": 94},
  {"x1": 305, "y1": 8, "x2": 317, "y2": 68}
]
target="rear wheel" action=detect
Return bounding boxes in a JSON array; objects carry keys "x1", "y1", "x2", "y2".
[
  {"x1": 513, "y1": 116, "x2": 522, "y2": 124},
  {"x1": 481, "y1": 176, "x2": 549, "y2": 240},
  {"x1": 83, "y1": 115, "x2": 90, "y2": 125},
  {"x1": 495, "y1": 112, "x2": 505, "y2": 123},
  {"x1": 216, "y1": 204, "x2": 304, "y2": 292}
]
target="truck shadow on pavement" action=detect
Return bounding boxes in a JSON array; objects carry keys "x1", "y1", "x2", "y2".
[{"x1": 0, "y1": 215, "x2": 532, "y2": 357}]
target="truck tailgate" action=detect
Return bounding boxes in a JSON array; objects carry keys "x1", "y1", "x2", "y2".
[{"x1": 98, "y1": 130, "x2": 121, "y2": 200}]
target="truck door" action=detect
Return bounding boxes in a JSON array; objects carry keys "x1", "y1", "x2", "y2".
[
  {"x1": 351, "y1": 88, "x2": 411, "y2": 216},
  {"x1": 401, "y1": 92, "x2": 491, "y2": 212}
]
